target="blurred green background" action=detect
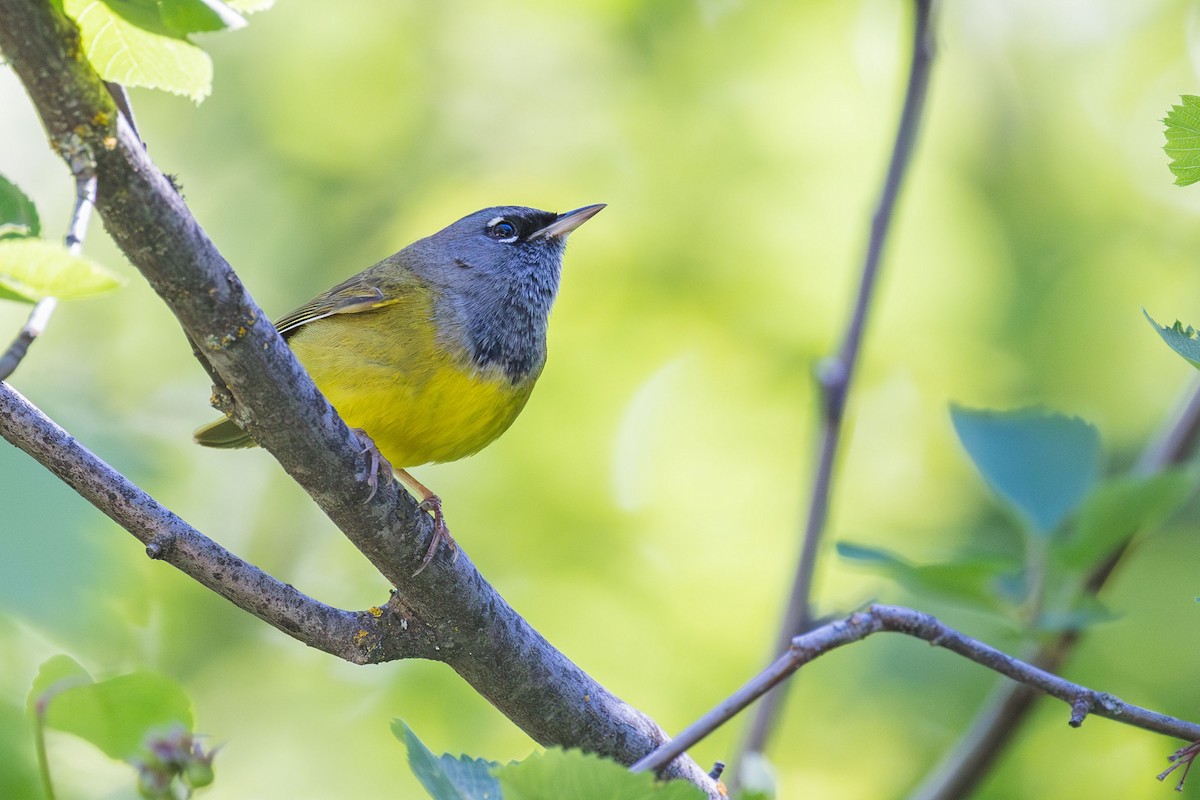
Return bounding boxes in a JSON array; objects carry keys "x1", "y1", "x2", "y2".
[{"x1": 4, "y1": 0, "x2": 1200, "y2": 797}]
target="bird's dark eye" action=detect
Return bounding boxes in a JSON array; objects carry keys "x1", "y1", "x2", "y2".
[{"x1": 488, "y1": 219, "x2": 518, "y2": 240}]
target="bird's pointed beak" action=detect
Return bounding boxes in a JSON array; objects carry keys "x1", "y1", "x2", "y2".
[{"x1": 530, "y1": 203, "x2": 606, "y2": 240}]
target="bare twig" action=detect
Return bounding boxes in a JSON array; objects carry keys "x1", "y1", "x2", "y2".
[
  {"x1": 0, "y1": 2, "x2": 719, "y2": 793},
  {"x1": 0, "y1": 297, "x2": 57, "y2": 381},
  {"x1": 635, "y1": 604, "x2": 1200, "y2": 776},
  {"x1": 0, "y1": 164, "x2": 96, "y2": 381},
  {"x1": 737, "y1": 0, "x2": 938, "y2": 768},
  {"x1": 104, "y1": 82, "x2": 141, "y2": 143},
  {"x1": 907, "y1": 378, "x2": 1200, "y2": 800},
  {"x1": 1159, "y1": 740, "x2": 1200, "y2": 791}
]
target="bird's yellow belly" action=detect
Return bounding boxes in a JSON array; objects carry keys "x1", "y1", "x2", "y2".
[{"x1": 288, "y1": 314, "x2": 536, "y2": 468}]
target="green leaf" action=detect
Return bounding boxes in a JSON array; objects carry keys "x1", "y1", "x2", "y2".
[
  {"x1": 393, "y1": 720, "x2": 501, "y2": 800},
  {"x1": 1054, "y1": 469, "x2": 1197, "y2": 569},
  {"x1": 42, "y1": 672, "x2": 193, "y2": 761},
  {"x1": 1145, "y1": 311, "x2": 1200, "y2": 370},
  {"x1": 64, "y1": 0, "x2": 213, "y2": 103},
  {"x1": 1033, "y1": 596, "x2": 1118, "y2": 633},
  {"x1": 158, "y1": 0, "x2": 246, "y2": 35},
  {"x1": 1164, "y1": 96, "x2": 1200, "y2": 186},
  {"x1": 736, "y1": 751, "x2": 775, "y2": 800},
  {"x1": 27, "y1": 655, "x2": 93, "y2": 718},
  {"x1": 0, "y1": 175, "x2": 40, "y2": 240},
  {"x1": 0, "y1": 238, "x2": 123, "y2": 303},
  {"x1": 836, "y1": 542, "x2": 1016, "y2": 611},
  {"x1": 950, "y1": 405, "x2": 1101, "y2": 536},
  {"x1": 223, "y1": 0, "x2": 271, "y2": 11},
  {"x1": 496, "y1": 749, "x2": 705, "y2": 800}
]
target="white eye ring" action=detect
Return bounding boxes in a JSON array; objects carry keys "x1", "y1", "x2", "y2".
[{"x1": 486, "y1": 216, "x2": 519, "y2": 243}]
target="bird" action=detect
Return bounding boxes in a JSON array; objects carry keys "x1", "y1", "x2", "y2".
[{"x1": 194, "y1": 203, "x2": 605, "y2": 572}]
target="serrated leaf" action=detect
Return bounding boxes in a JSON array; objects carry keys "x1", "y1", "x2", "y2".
[
  {"x1": 836, "y1": 542, "x2": 1016, "y2": 611},
  {"x1": 1146, "y1": 311, "x2": 1200, "y2": 370},
  {"x1": 1054, "y1": 469, "x2": 1197, "y2": 569},
  {"x1": 0, "y1": 175, "x2": 40, "y2": 240},
  {"x1": 27, "y1": 655, "x2": 93, "y2": 718},
  {"x1": 0, "y1": 238, "x2": 123, "y2": 303},
  {"x1": 43, "y1": 672, "x2": 193, "y2": 761},
  {"x1": 951, "y1": 405, "x2": 1101, "y2": 537},
  {"x1": 496, "y1": 749, "x2": 705, "y2": 800},
  {"x1": 64, "y1": 0, "x2": 213, "y2": 103},
  {"x1": 393, "y1": 720, "x2": 502, "y2": 800},
  {"x1": 158, "y1": 0, "x2": 245, "y2": 34},
  {"x1": 1164, "y1": 96, "x2": 1200, "y2": 186}
]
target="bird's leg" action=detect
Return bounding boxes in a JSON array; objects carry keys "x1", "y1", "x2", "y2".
[
  {"x1": 351, "y1": 429, "x2": 456, "y2": 573},
  {"x1": 396, "y1": 468, "x2": 458, "y2": 574}
]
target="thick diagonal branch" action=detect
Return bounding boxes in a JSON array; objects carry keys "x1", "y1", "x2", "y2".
[{"x1": 0, "y1": 1, "x2": 718, "y2": 792}]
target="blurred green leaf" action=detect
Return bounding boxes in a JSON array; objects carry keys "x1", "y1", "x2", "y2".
[
  {"x1": 1054, "y1": 469, "x2": 1196, "y2": 569},
  {"x1": 1146, "y1": 311, "x2": 1200, "y2": 370},
  {"x1": 0, "y1": 238, "x2": 123, "y2": 303},
  {"x1": 222, "y1": 0, "x2": 271, "y2": 10},
  {"x1": 0, "y1": 176, "x2": 40, "y2": 240},
  {"x1": 836, "y1": 542, "x2": 1017, "y2": 611},
  {"x1": 63, "y1": 0, "x2": 213, "y2": 102},
  {"x1": 27, "y1": 655, "x2": 92, "y2": 718},
  {"x1": 950, "y1": 406, "x2": 1101, "y2": 537},
  {"x1": 736, "y1": 751, "x2": 775, "y2": 800},
  {"x1": 43, "y1": 672, "x2": 193, "y2": 761},
  {"x1": 394, "y1": 720, "x2": 501, "y2": 800},
  {"x1": 1163, "y1": 96, "x2": 1200, "y2": 186},
  {"x1": 496, "y1": 749, "x2": 705, "y2": 800},
  {"x1": 0, "y1": 699, "x2": 42, "y2": 799},
  {"x1": 158, "y1": 0, "x2": 246, "y2": 35},
  {"x1": 836, "y1": 542, "x2": 904, "y2": 566},
  {"x1": 1033, "y1": 597, "x2": 1118, "y2": 633}
]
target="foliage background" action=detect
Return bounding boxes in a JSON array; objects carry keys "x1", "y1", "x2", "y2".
[{"x1": 3, "y1": 0, "x2": 1200, "y2": 797}]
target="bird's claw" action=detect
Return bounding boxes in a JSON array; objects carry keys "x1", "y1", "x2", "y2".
[
  {"x1": 413, "y1": 494, "x2": 458, "y2": 575},
  {"x1": 352, "y1": 428, "x2": 390, "y2": 502}
]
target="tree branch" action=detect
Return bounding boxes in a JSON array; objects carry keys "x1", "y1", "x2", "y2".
[
  {"x1": 737, "y1": 0, "x2": 938, "y2": 769},
  {"x1": 0, "y1": 0, "x2": 718, "y2": 792},
  {"x1": 635, "y1": 604, "x2": 1200, "y2": 776}
]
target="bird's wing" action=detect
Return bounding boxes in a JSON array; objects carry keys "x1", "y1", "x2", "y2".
[{"x1": 273, "y1": 266, "x2": 415, "y2": 338}]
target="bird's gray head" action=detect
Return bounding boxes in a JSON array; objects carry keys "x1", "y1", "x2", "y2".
[{"x1": 407, "y1": 204, "x2": 604, "y2": 381}]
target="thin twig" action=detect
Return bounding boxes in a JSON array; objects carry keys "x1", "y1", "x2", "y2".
[
  {"x1": 737, "y1": 0, "x2": 938, "y2": 768},
  {"x1": 907, "y1": 377, "x2": 1200, "y2": 800},
  {"x1": 0, "y1": 297, "x2": 57, "y2": 381},
  {"x1": 104, "y1": 82, "x2": 141, "y2": 143},
  {"x1": 634, "y1": 604, "x2": 1200, "y2": 776},
  {"x1": 0, "y1": 168, "x2": 96, "y2": 381}
]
